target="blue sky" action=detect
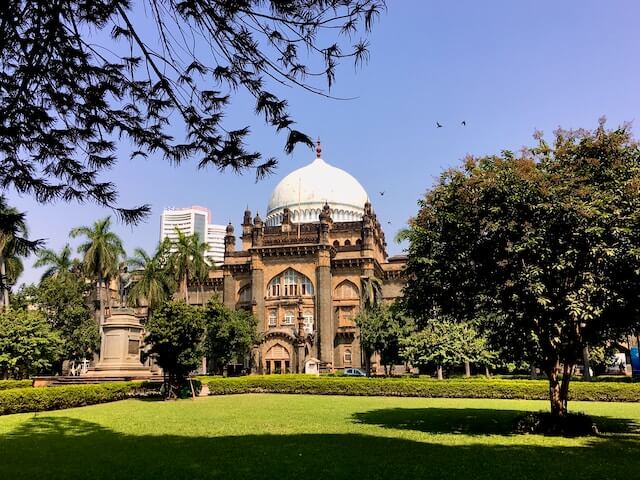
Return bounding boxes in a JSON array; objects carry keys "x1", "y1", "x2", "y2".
[{"x1": 9, "y1": 0, "x2": 640, "y2": 285}]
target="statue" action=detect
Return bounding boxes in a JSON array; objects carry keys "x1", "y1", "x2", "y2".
[{"x1": 118, "y1": 264, "x2": 132, "y2": 306}]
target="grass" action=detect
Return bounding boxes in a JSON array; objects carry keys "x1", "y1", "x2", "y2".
[{"x1": 0, "y1": 395, "x2": 639, "y2": 479}]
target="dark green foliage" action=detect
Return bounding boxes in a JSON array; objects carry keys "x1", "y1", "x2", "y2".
[
  {"x1": 127, "y1": 240, "x2": 175, "y2": 312},
  {"x1": 356, "y1": 303, "x2": 407, "y2": 374},
  {"x1": 33, "y1": 244, "x2": 78, "y2": 281},
  {"x1": 400, "y1": 318, "x2": 495, "y2": 375},
  {"x1": 177, "y1": 379, "x2": 202, "y2": 399},
  {"x1": 204, "y1": 299, "x2": 258, "y2": 375},
  {"x1": 514, "y1": 412, "x2": 597, "y2": 436},
  {"x1": 0, "y1": 196, "x2": 43, "y2": 301},
  {"x1": 205, "y1": 376, "x2": 640, "y2": 402},
  {"x1": 402, "y1": 121, "x2": 640, "y2": 416},
  {"x1": 29, "y1": 275, "x2": 99, "y2": 362},
  {"x1": 144, "y1": 301, "x2": 205, "y2": 397},
  {"x1": 589, "y1": 345, "x2": 619, "y2": 376},
  {"x1": 0, "y1": 309, "x2": 63, "y2": 379},
  {"x1": 0, "y1": 382, "x2": 160, "y2": 415},
  {"x1": 0, "y1": 380, "x2": 32, "y2": 390},
  {"x1": 1, "y1": 1, "x2": 383, "y2": 221}
]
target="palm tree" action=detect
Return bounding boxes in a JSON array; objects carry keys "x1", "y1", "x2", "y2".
[
  {"x1": 361, "y1": 276, "x2": 383, "y2": 311},
  {"x1": 0, "y1": 196, "x2": 42, "y2": 309},
  {"x1": 33, "y1": 243, "x2": 75, "y2": 282},
  {"x1": 70, "y1": 217, "x2": 124, "y2": 324},
  {"x1": 192, "y1": 236, "x2": 211, "y2": 306},
  {"x1": 127, "y1": 243, "x2": 175, "y2": 313},
  {"x1": 170, "y1": 229, "x2": 208, "y2": 303}
]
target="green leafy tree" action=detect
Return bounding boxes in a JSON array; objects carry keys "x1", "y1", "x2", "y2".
[
  {"x1": 356, "y1": 304, "x2": 407, "y2": 376},
  {"x1": 402, "y1": 121, "x2": 640, "y2": 417},
  {"x1": 35, "y1": 275, "x2": 100, "y2": 362},
  {"x1": 588, "y1": 344, "x2": 619, "y2": 376},
  {"x1": 204, "y1": 299, "x2": 258, "y2": 375},
  {"x1": 0, "y1": 309, "x2": 62, "y2": 379},
  {"x1": 127, "y1": 241, "x2": 175, "y2": 313},
  {"x1": 70, "y1": 217, "x2": 124, "y2": 323},
  {"x1": 144, "y1": 300, "x2": 205, "y2": 398},
  {"x1": 33, "y1": 243, "x2": 77, "y2": 282},
  {"x1": 0, "y1": 196, "x2": 42, "y2": 308},
  {"x1": 1, "y1": 1, "x2": 383, "y2": 222},
  {"x1": 400, "y1": 318, "x2": 492, "y2": 379}
]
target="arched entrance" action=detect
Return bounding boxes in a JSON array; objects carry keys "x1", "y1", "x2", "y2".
[{"x1": 264, "y1": 343, "x2": 291, "y2": 374}]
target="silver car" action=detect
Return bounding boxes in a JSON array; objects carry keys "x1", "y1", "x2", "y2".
[{"x1": 343, "y1": 368, "x2": 367, "y2": 377}]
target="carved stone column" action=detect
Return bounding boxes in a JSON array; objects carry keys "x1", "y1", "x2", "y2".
[
  {"x1": 251, "y1": 253, "x2": 265, "y2": 333},
  {"x1": 223, "y1": 268, "x2": 235, "y2": 309},
  {"x1": 316, "y1": 247, "x2": 333, "y2": 366}
]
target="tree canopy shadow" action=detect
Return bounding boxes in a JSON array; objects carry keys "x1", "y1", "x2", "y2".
[
  {"x1": 1, "y1": 415, "x2": 639, "y2": 479},
  {"x1": 352, "y1": 407, "x2": 640, "y2": 436}
]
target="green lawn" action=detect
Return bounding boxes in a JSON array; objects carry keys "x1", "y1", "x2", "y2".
[{"x1": 0, "y1": 395, "x2": 639, "y2": 479}]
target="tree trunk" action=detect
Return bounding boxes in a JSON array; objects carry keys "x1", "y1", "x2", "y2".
[
  {"x1": 97, "y1": 272, "x2": 105, "y2": 325},
  {"x1": 182, "y1": 273, "x2": 189, "y2": 303},
  {"x1": 547, "y1": 361, "x2": 572, "y2": 417},
  {"x1": 485, "y1": 366, "x2": 490, "y2": 378},
  {"x1": 0, "y1": 258, "x2": 9, "y2": 310},
  {"x1": 464, "y1": 361, "x2": 471, "y2": 378},
  {"x1": 530, "y1": 363, "x2": 538, "y2": 379},
  {"x1": 437, "y1": 365, "x2": 443, "y2": 380},
  {"x1": 582, "y1": 346, "x2": 592, "y2": 381}
]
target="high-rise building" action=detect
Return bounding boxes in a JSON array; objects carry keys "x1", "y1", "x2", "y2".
[
  {"x1": 206, "y1": 224, "x2": 226, "y2": 266},
  {"x1": 160, "y1": 206, "x2": 226, "y2": 266}
]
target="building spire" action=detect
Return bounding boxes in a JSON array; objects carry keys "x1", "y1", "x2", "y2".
[{"x1": 316, "y1": 137, "x2": 322, "y2": 159}]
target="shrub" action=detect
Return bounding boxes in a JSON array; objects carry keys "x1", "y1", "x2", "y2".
[
  {"x1": 177, "y1": 379, "x2": 202, "y2": 399},
  {"x1": 0, "y1": 382, "x2": 161, "y2": 415},
  {"x1": 514, "y1": 412, "x2": 597, "y2": 436},
  {"x1": 0, "y1": 379, "x2": 32, "y2": 390},
  {"x1": 205, "y1": 376, "x2": 640, "y2": 402}
]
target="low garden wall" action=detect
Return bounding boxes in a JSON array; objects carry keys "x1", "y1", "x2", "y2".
[{"x1": 205, "y1": 376, "x2": 640, "y2": 402}]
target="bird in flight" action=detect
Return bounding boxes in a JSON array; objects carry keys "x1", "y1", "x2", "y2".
[
  {"x1": 436, "y1": 122, "x2": 443, "y2": 128},
  {"x1": 387, "y1": 221, "x2": 392, "y2": 225},
  {"x1": 461, "y1": 120, "x2": 466, "y2": 126},
  {"x1": 379, "y1": 191, "x2": 385, "y2": 196}
]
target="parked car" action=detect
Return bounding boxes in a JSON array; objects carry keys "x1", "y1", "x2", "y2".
[{"x1": 343, "y1": 368, "x2": 367, "y2": 377}]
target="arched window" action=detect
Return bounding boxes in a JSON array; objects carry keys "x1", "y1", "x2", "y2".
[
  {"x1": 238, "y1": 285, "x2": 251, "y2": 303},
  {"x1": 355, "y1": 239, "x2": 362, "y2": 246},
  {"x1": 344, "y1": 239, "x2": 351, "y2": 246},
  {"x1": 334, "y1": 280, "x2": 359, "y2": 300},
  {"x1": 333, "y1": 240, "x2": 340, "y2": 247},
  {"x1": 267, "y1": 269, "x2": 314, "y2": 297},
  {"x1": 344, "y1": 349, "x2": 352, "y2": 364}
]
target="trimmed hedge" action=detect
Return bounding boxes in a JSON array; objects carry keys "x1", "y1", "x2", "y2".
[
  {"x1": 0, "y1": 380, "x2": 32, "y2": 391},
  {"x1": 206, "y1": 376, "x2": 640, "y2": 402},
  {"x1": 0, "y1": 382, "x2": 161, "y2": 416}
]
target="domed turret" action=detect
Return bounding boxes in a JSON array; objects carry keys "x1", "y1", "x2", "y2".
[{"x1": 265, "y1": 140, "x2": 368, "y2": 226}]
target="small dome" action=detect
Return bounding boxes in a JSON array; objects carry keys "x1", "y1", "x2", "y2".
[{"x1": 266, "y1": 153, "x2": 368, "y2": 226}]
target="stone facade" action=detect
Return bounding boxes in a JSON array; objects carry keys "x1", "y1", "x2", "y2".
[{"x1": 199, "y1": 200, "x2": 406, "y2": 374}]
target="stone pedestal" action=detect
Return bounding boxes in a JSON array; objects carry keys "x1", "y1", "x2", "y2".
[{"x1": 84, "y1": 308, "x2": 153, "y2": 378}]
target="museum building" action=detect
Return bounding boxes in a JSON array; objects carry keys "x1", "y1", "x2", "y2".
[{"x1": 201, "y1": 141, "x2": 406, "y2": 374}]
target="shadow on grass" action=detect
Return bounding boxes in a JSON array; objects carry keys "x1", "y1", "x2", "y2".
[
  {"x1": 1, "y1": 414, "x2": 639, "y2": 480},
  {"x1": 352, "y1": 408, "x2": 640, "y2": 436}
]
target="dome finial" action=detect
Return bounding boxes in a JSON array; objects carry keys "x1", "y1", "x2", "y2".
[{"x1": 316, "y1": 137, "x2": 322, "y2": 158}]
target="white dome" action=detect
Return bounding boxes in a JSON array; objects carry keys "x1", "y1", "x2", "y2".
[{"x1": 266, "y1": 156, "x2": 368, "y2": 226}]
